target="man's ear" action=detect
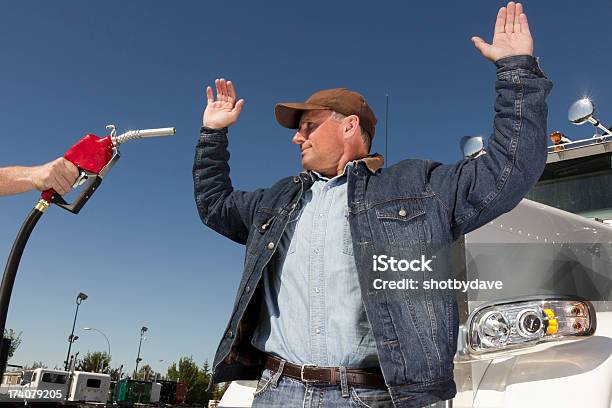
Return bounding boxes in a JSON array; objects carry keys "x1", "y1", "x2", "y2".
[{"x1": 343, "y1": 115, "x2": 360, "y2": 139}]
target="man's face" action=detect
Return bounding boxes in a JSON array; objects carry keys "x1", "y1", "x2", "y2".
[{"x1": 292, "y1": 110, "x2": 344, "y2": 175}]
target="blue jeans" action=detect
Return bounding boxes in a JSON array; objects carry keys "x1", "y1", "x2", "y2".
[{"x1": 251, "y1": 367, "x2": 393, "y2": 408}]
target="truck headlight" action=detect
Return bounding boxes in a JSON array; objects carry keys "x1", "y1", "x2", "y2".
[{"x1": 467, "y1": 297, "x2": 596, "y2": 355}]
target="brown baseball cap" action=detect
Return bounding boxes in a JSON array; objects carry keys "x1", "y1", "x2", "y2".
[{"x1": 275, "y1": 88, "x2": 377, "y2": 137}]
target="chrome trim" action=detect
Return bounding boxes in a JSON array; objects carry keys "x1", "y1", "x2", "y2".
[{"x1": 546, "y1": 135, "x2": 612, "y2": 163}]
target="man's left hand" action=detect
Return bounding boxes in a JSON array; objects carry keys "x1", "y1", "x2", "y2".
[{"x1": 472, "y1": 2, "x2": 533, "y2": 62}]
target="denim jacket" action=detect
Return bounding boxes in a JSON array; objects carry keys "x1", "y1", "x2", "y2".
[{"x1": 193, "y1": 55, "x2": 552, "y2": 407}]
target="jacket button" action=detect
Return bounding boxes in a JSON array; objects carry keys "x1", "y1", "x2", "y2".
[
  {"x1": 261, "y1": 223, "x2": 269, "y2": 230},
  {"x1": 226, "y1": 330, "x2": 233, "y2": 338},
  {"x1": 267, "y1": 242, "x2": 275, "y2": 250},
  {"x1": 293, "y1": 176, "x2": 300, "y2": 183},
  {"x1": 399, "y1": 208, "x2": 407, "y2": 217},
  {"x1": 245, "y1": 285, "x2": 251, "y2": 293}
]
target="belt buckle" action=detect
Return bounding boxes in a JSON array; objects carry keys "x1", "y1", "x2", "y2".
[{"x1": 300, "y1": 363, "x2": 318, "y2": 383}]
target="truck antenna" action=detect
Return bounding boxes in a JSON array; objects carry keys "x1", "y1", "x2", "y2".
[{"x1": 385, "y1": 93, "x2": 389, "y2": 168}]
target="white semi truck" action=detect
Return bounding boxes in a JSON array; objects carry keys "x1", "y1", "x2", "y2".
[{"x1": 451, "y1": 98, "x2": 612, "y2": 408}]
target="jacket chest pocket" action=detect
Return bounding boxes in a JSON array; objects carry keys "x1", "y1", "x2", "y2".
[
  {"x1": 374, "y1": 199, "x2": 427, "y2": 246},
  {"x1": 249, "y1": 208, "x2": 276, "y2": 255}
]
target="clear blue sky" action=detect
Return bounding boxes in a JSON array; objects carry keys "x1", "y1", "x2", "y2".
[{"x1": 1, "y1": 0, "x2": 611, "y2": 375}]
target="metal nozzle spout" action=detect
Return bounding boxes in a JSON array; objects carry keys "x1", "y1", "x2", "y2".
[{"x1": 112, "y1": 127, "x2": 176, "y2": 146}]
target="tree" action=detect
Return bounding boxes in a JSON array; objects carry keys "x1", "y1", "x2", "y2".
[
  {"x1": 166, "y1": 357, "x2": 215, "y2": 404},
  {"x1": 29, "y1": 361, "x2": 47, "y2": 369},
  {"x1": 136, "y1": 364, "x2": 161, "y2": 381},
  {"x1": 75, "y1": 351, "x2": 111, "y2": 373},
  {"x1": 3, "y1": 329, "x2": 22, "y2": 359},
  {"x1": 210, "y1": 382, "x2": 224, "y2": 401},
  {"x1": 109, "y1": 365, "x2": 124, "y2": 381},
  {"x1": 202, "y1": 361, "x2": 223, "y2": 400},
  {"x1": 166, "y1": 362, "x2": 179, "y2": 381}
]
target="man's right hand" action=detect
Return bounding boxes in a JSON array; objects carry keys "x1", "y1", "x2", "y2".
[
  {"x1": 202, "y1": 78, "x2": 245, "y2": 129},
  {"x1": 30, "y1": 157, "x2": 79, "y2": 196},
  {"x1": 471, "y1": 2, "x2": 533, "y2": 63}
]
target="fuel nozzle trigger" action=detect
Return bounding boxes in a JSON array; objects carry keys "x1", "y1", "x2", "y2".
[
  {"x1": 73, "y1": 171, "x2": 90, "y2": 188},
  {"x1": 50, "y1": 149, "x2": 120, "y2": 214},
  {"x1": 50, "y1": 174, "x2": 103, "y2": 214}
]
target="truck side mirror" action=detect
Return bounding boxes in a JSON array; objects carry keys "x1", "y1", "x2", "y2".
[
  {"x1": 460, "y1": 136, "x2": 486, "y2": 159},
  {"x1": 568, "y1": 97, "x2": 612, "y2": 137},
  {"x1": 568, "y1": 98, "x2": 595, "y2": 125}
]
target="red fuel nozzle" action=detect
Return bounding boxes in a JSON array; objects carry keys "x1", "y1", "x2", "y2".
[
  {"x1": 41, "y1": 134, "x2": 116, "y2": 213},
  {"x1": 41, "y1": 126, "x2": 175, "y2": 213}
]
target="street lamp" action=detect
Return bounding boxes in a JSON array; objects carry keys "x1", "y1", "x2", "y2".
[
  {"x1": 64, "y1": 292, "x2": 87, "y2": 370},
  {"x1": 83, "y1": 327, "x2": 111, "y2": 372},
  {"x1": 134, "y1": 326, "x2": 148, "y2": 378}
]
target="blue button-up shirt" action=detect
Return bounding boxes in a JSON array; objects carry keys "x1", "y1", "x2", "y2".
[{"x1": 251, "y1": 163, "x2": 379, "y2": 367}]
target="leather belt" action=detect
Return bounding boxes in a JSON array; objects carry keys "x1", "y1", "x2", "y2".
[{"x1": 264, "y1": 354, "x2": 386, "y2": 388}]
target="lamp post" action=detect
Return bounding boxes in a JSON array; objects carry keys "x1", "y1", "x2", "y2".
[
  {"x1": 156, "y1": 359, "x2": 164, "y2": 381},
  {"x1": 64, "y1": 292, "x2": 87, "y2": 371},
  {"x1": 83, "y1": 327, "x2": 111, "y2": 372},
  {"x1": 134, "y1": 326, "x2": 147, "y2": 378}
]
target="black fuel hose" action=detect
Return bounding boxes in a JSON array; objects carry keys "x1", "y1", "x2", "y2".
[{"x1": 0, "y1": 203, "x2": 47, "y2": 376}]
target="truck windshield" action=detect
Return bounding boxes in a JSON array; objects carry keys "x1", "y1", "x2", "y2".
[
  {"x1": 41, "y1": 373, "x2": 68, "y2": 384},
  {"x1": 20, "y1": 371, "x2": 33, "y2": 385},
  {"x1": 525, "y1": 151, "x2": 612, "y2": 220}
]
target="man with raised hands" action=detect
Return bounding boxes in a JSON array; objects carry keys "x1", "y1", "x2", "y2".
[{"x1": 194, "y1": 3, "x2": 551, "y2": 407}]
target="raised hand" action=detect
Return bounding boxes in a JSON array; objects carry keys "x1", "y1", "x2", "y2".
[
  {"x1": 202, "y1": 78, "x2": 245, "y2": 129},
  {"x1": 472, "y1": 2, "x2": 533, "y2": 62}
]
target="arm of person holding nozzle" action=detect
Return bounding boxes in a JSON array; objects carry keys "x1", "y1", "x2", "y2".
[{"x1": 0, "y1": 158, "x2": 79, "y2": 196}]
